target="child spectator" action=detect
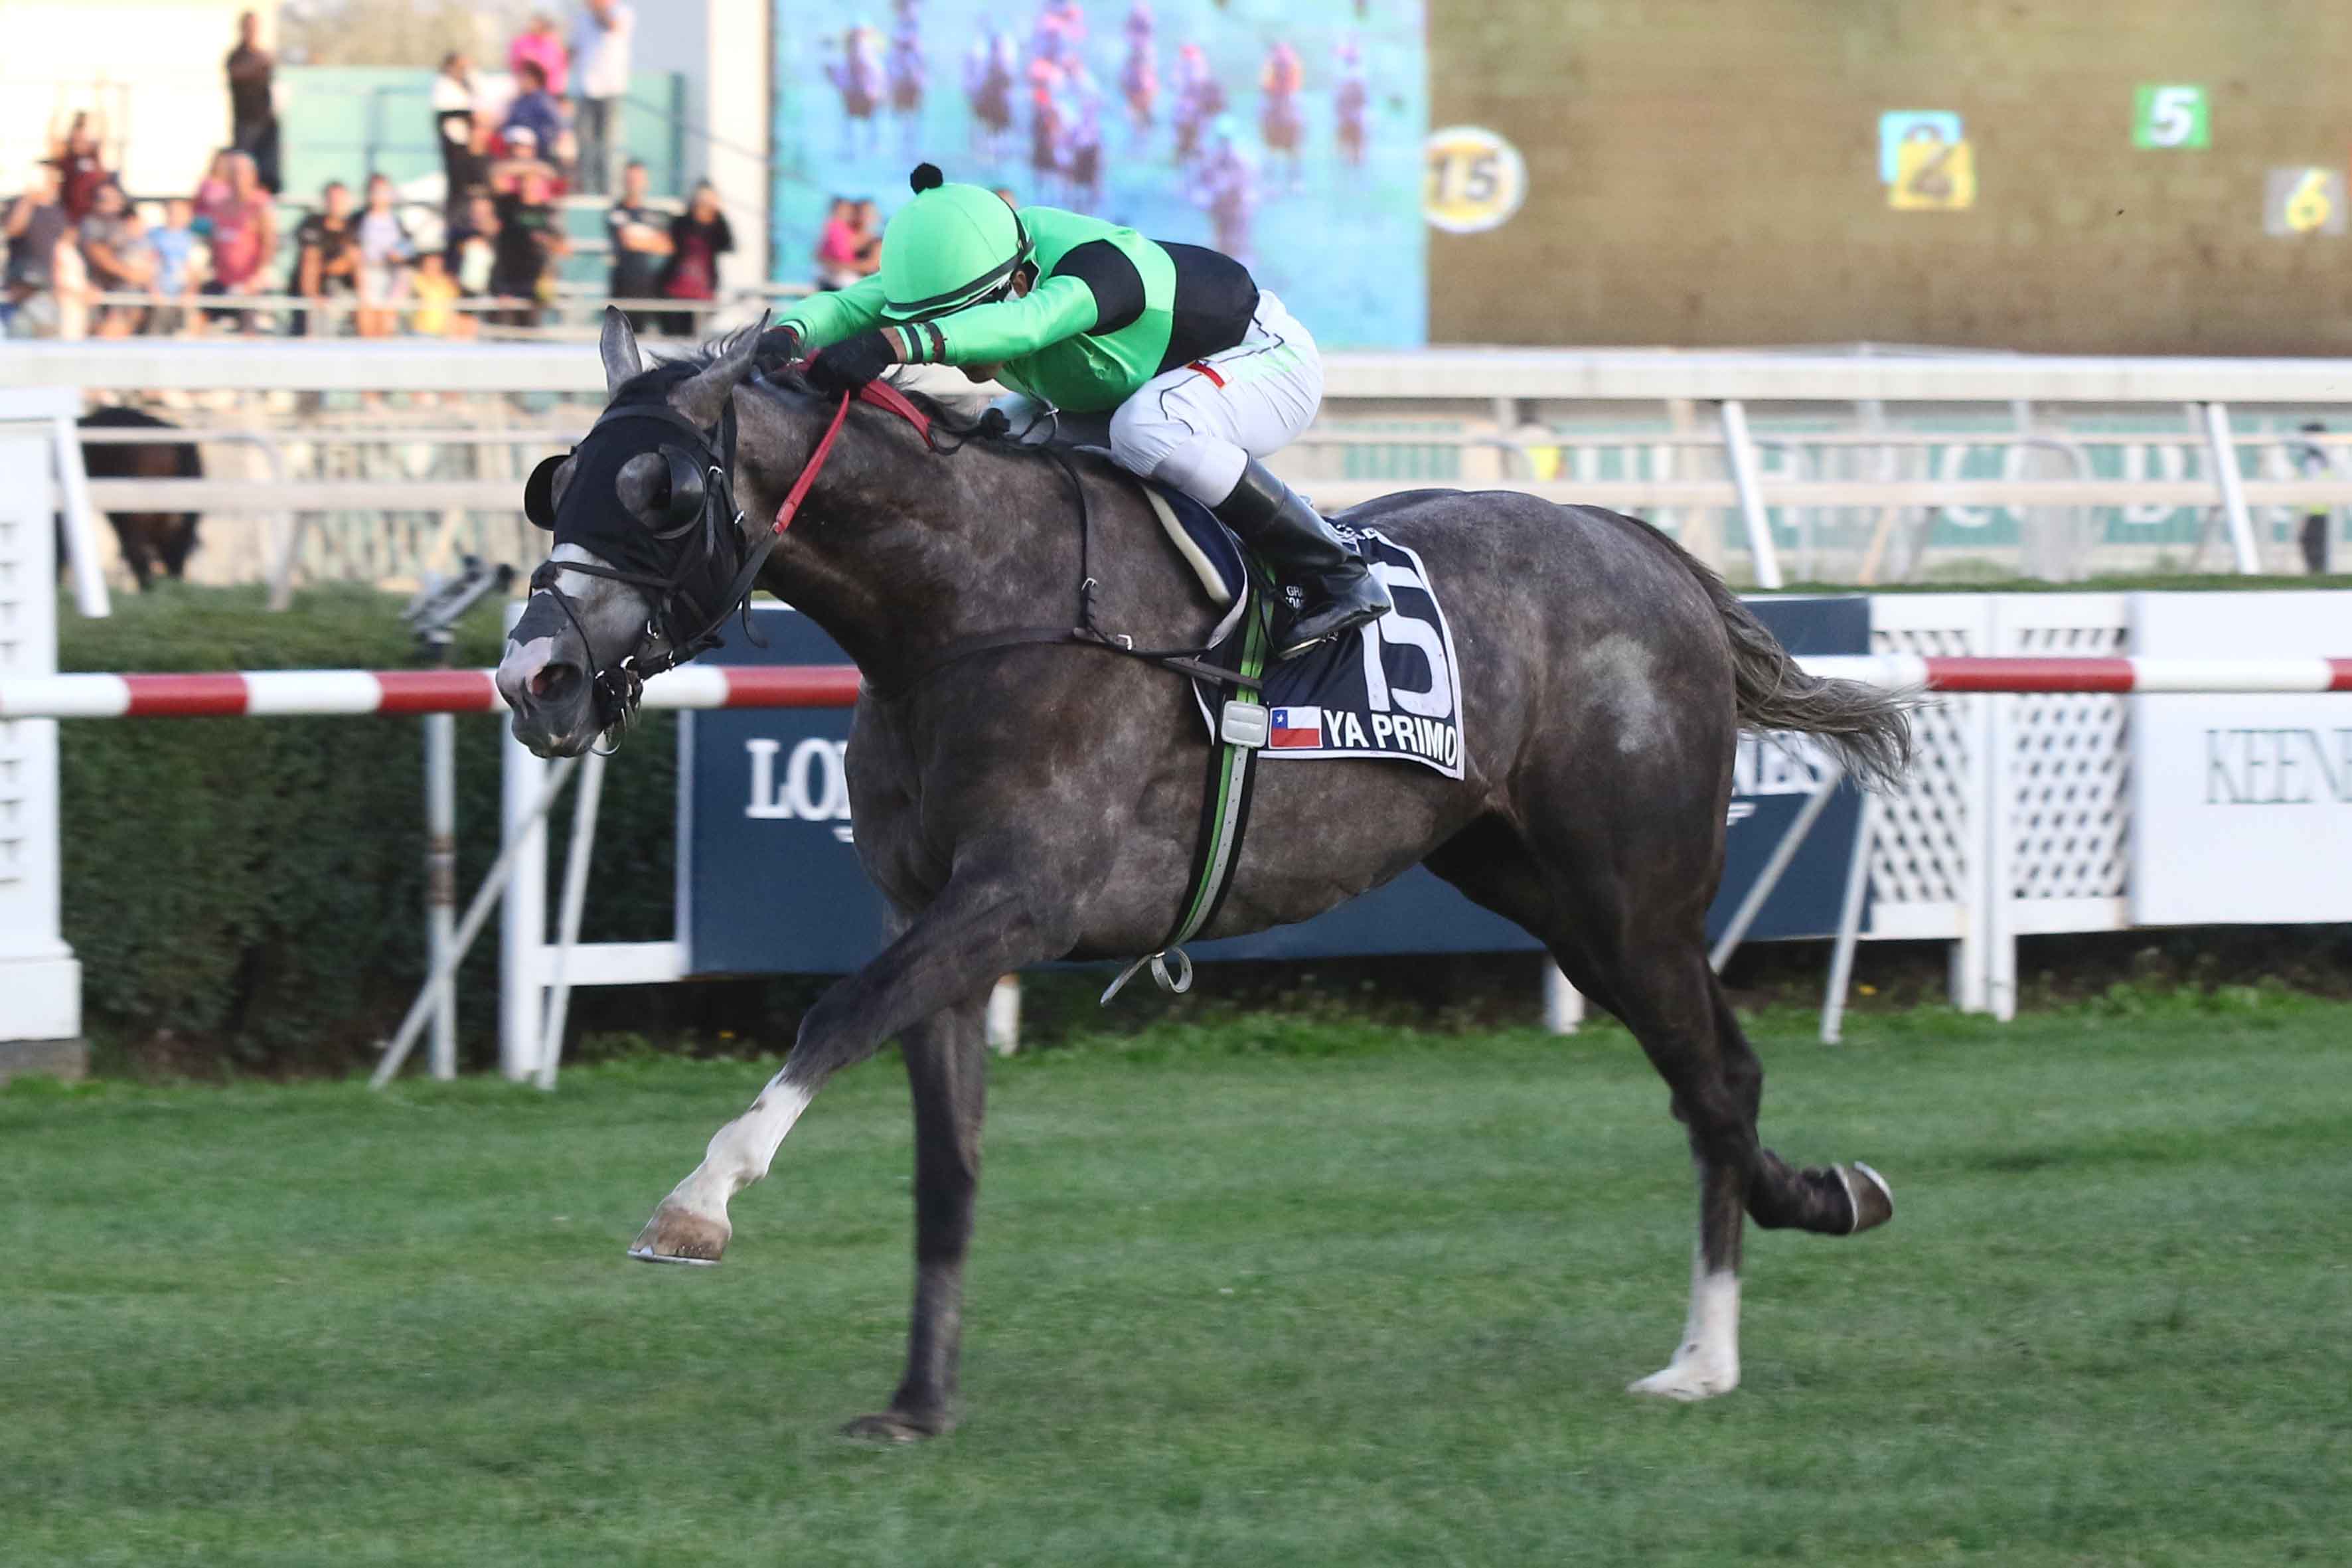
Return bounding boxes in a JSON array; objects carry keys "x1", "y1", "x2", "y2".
[
  {"x1": 448, "y1": 191, "x2": 501, "y2": 300},
  {"x1": 149, "y1": 197, "x2": 201, "y2": 335},
  {"x1": 658, "y1": 179, "x2": 732, "y2": 335},
  {"x1": 409, "y1": 249, "x2": 467, "y2": 337},
  {"x1": 3, "y1": 164, "x2": 69, "y2": 337},
  {"x1": 78, "y1": 182, "x2": 155, "y2": 336},
  {"x1": 294, "y1": 180, "x2": 359, "y2": 336},
  {"x1": 198, "y1": 151, "x2": 274, "y2": 334},
  {"x1": 354, "y1": 173, "x2": 414, "y2": 337},
  {"x1": 605, "y1": 159, "x2": 670, "y2": 328}
]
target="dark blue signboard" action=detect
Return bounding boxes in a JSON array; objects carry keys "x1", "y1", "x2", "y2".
[{"x1": 682, "y1": 597, "x2": 1867, "y2": 975}]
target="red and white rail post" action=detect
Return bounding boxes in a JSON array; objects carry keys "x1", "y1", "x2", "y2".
[{"x1": 1, "y1": 655, "x2": 2347, "y2": 1080}]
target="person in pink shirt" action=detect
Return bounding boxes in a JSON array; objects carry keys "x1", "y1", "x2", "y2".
[{"x1": 509, "y1": 13, "x2": 569, "y2": 100}]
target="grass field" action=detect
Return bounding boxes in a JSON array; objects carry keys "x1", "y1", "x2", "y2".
[{"x1": 4, "y1": 996, "x2": 2347, "y2": 1566}]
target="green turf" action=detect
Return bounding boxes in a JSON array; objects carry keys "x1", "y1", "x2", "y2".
[{"x1": 5, "y1": 997, "x2": 2347, "y2": 1566}]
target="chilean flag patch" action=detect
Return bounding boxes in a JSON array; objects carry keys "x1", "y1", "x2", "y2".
[{"x1": 1269, "y1": 706, "x2": 1322, "y2": 748}]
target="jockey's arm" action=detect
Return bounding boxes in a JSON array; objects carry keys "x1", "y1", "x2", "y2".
[
  {"x1": 881, "y1": 276, "x2": 1097, "y2": 368},
  {"x1": 776, "y1": 272, "x2": 890, "y2": 351}
]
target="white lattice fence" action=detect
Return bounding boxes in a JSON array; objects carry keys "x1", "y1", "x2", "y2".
[
  {"x1": 1984, "y1": 596, "x2": 2132, "y2": 1017},
  {"x1": 1859, "y1": 593, "x2": 2137, "y2": 1017},
  {"x1": 1863, "y1": 597, "x2": 1993, "y2": 1007}
]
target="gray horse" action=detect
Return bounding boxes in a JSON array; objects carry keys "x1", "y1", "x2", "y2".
[{"x1": 497, "y1": 311, "x2": 1914, "y2": 1439}]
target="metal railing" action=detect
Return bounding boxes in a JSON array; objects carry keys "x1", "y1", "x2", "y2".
[{"x1": 30, "y1": 347, "x2": 2352, "y2": 591}]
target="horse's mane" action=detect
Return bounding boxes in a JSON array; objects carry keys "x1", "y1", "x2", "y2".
[{"x1": 622, "y1": 321, "x2": 998, "y2": 442}]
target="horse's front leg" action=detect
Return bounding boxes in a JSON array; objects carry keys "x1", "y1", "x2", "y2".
[
  {"x1": 629, "y1": 872, "x2": 1067, "y2": 1268},
  {"x1": 840, "y1": 986, "x2": 989, "y2": 1442}
]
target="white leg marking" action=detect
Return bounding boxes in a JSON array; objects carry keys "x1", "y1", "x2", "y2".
[
  {"x1": 628, "y1": 1075, "x2": 813, "y2": 1263},
  {"x1": 672, "y1": 1075, "x2": 814, "y2": 1217},
  {"x1": 1628, "y1": 1246, "x2": 1742, "y2": 1401}
]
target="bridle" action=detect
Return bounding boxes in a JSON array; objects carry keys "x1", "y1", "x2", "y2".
[
  {"x1": 522, "y1": 370, "x2": 936, "y2": 746},
  {"x1": 524, "y1": 356, "x2": 1255, "y2": 747}
]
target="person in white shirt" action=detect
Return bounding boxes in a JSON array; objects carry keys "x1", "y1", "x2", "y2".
[{"x1": 570, "y1": 0, "x2": 635, "y2": 196}]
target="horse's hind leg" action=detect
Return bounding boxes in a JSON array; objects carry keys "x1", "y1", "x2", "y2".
[
  {"x1": 1604, "y1": 923, "x2": 1895, "y2": 1398},
  {"x1": 1429, "y1": 825, "x2": 1890, "y2": 1402}
]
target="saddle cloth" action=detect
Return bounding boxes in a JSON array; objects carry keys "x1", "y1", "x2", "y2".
[{"x1": 1141, "y1": 482, "x2": 1468, "y2": 781}]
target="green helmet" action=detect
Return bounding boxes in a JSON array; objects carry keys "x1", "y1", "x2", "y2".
[{"x1": 878, "y1": 163, "x2": 1032, "y2": 322}]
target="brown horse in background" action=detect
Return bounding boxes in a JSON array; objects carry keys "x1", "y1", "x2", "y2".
[{"x1": 77, "y1": 406, "x2": 202, "y2": 589}]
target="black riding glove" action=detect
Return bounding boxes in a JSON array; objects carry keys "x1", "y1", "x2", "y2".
[
  {"x1": 752, "y1": 323, "x2": 803, "y2": 376},
  {"x1": 806, "y1": 329, "x2": 899, "y2": 396}
]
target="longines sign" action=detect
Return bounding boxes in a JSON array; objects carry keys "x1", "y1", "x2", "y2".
[{"x1": 2132, "y1": 591, "x2": 2352, "y2": 924}]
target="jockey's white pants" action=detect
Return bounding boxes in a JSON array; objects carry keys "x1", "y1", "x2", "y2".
[{"x1": 996, "y1": 289, "x2": 1323, "y2": 507}]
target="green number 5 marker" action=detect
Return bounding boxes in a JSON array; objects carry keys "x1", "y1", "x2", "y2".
[{"x1": 2134, "y1": 84, "x2": 2210, "y2": 149}]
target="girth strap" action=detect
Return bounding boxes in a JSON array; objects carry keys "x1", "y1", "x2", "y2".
[{"x1": 1101, "y1": 576, "x2": 1274, "y2": 1003}]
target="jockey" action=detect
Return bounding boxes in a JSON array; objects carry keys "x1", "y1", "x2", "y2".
[{"x1": 767, "y1": 163, "x2": 1390, "y2": 659}]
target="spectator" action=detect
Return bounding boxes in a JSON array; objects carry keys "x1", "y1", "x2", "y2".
[
  {"x1": 354, "y1": 173, "x2": 413, "y2": 338},
  {"x1": 658, "y1": 179, "x2": 732, "y2": 335},
  {"x1": 570, "y1": 0, "x2": 635, "y2": 197},
  {"x1": 491, "y1": 163, "x2": 568, "y2": 325},
  {"x1": 3, "y1": 164, "x2": 69, "y2": 337},
  {"x1": 503, "y1": 61, "x2": 567, "y2": 171},
  {"x1": 294, "y1": 180, "x2": 358, "y2": 337},
  {"x1": 225, "y1": 10, "x2": 281, "y2": 193},
  {"x1": 432, "y1": 54, "x2": 479, "y2": 206},
  {"x1": 851, "y1": 197, "x2": 884, "y2": 273},
  {"x1": 605, "y1": 159, "x2": 669, "y2": 329},
  {"x1": 447, "y1": 191, "x2": 501, "y2": 301},
  {"x1": 46, "y1": 110, "x2": 112, "y2": 222},
  {"x1": 441, "y1": 116, "x2": 497, "y2": 228},
  {"x1": 148, "y1": 196, "x2": 201, "y2": 335},
  {"x1": 813, "y1": 195, "x2": 862, "y2": 290},
  {"x1": 2292, "y1": 421, "x2": 2335, "y2": 575},
  {"x1": 509, "y1": 12, "x2": 570, "y2": 99},
  {"x1": 193, "y1": 149, "x2": 234, "y2": 222},
  {"x1": 409, "y1": 248, "x2": 468, "y2": 337},
  {"x1": 199, "y1": 151, "x2": 274, "y2": 334},
  {"x1": 78, "y1": 182, "x2": 155, "y2": 336}
]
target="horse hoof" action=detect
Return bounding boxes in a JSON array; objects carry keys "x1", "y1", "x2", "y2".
[
  {"x1": 840, "y1": 1409, "x2": 952, "y2": 1443},
  {"x1": 627, "y1": 1202, "x2": 730, "y2": 1265},
  {"x1": 1627, "y1": 1360, "x2": 1739, "y2": 1401},
  {"x1": 1840, "y1": 1162, "x2": 1895, "y2": 1235}
]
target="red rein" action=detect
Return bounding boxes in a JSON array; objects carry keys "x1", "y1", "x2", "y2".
[{"x1": 771, "y1": 377, "x2": 935, "y2": 534}]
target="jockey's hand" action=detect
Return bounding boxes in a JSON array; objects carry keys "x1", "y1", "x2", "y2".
[
  {"x1": 806, "y1": 329, "x2": 900, "y2": 396},
  {"x1": 752, "y1": 322, "x2": 803, "y2": 374}
]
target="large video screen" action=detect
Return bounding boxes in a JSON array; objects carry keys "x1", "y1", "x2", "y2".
[{"x1": 771, "y1": 0, "x2": 1428, "y2": 348}]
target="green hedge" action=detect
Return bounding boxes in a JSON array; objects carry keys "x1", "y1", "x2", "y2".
[{"x1": 56, "y1": 586, "x2": 678, "y2": 1072}]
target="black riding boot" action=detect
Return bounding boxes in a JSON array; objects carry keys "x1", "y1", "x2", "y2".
[{"x1": 1212, "y1": 459, "x2": 1392, "y2": 659}]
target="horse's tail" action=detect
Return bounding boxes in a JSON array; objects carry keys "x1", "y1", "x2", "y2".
[{"x1": 1619, "y1": 513, "x2": 1921, "y2": 791}]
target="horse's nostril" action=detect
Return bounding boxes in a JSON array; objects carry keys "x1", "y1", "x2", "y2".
[{"x1": 530, "y1": 662, "x2": 581, "y2": 701}]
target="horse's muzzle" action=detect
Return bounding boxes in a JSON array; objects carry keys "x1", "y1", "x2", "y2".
[{"x1": 497, "y1": 630, "x2": 599, "y2": 758}]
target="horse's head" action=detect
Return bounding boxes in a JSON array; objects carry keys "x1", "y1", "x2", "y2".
[{"x1": 499, "y1": 309, "x2": 769, "y2": 757}]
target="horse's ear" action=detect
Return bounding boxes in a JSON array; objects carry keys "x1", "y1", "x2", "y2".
[
  {"x1": 670, "y1": 309, "x2": 771, "y2": 430},
  {"x1": 599, "y1": 306, "x2": 643, "y2": 397}
]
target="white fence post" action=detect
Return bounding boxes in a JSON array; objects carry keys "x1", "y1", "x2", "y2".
[
  {"x1": 1718, "y1": 399, "x2": 1785, "y2": 589},
  {"x1": 0, "y1": 392, "x2": 83, "y2": 1081},
  {"x1": 1541, "y1": 962, "x2": 1584, "y2": 1035},
  {"x1": 2201, "y1": 401, "x2": 2263, "y2": 575},
  {"x1": 498, "y1": 722, "x2": 552, "y2": 1082},
  {"x1": 984, "y1": 976, "x2": 1022, "y2": 1056}
]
